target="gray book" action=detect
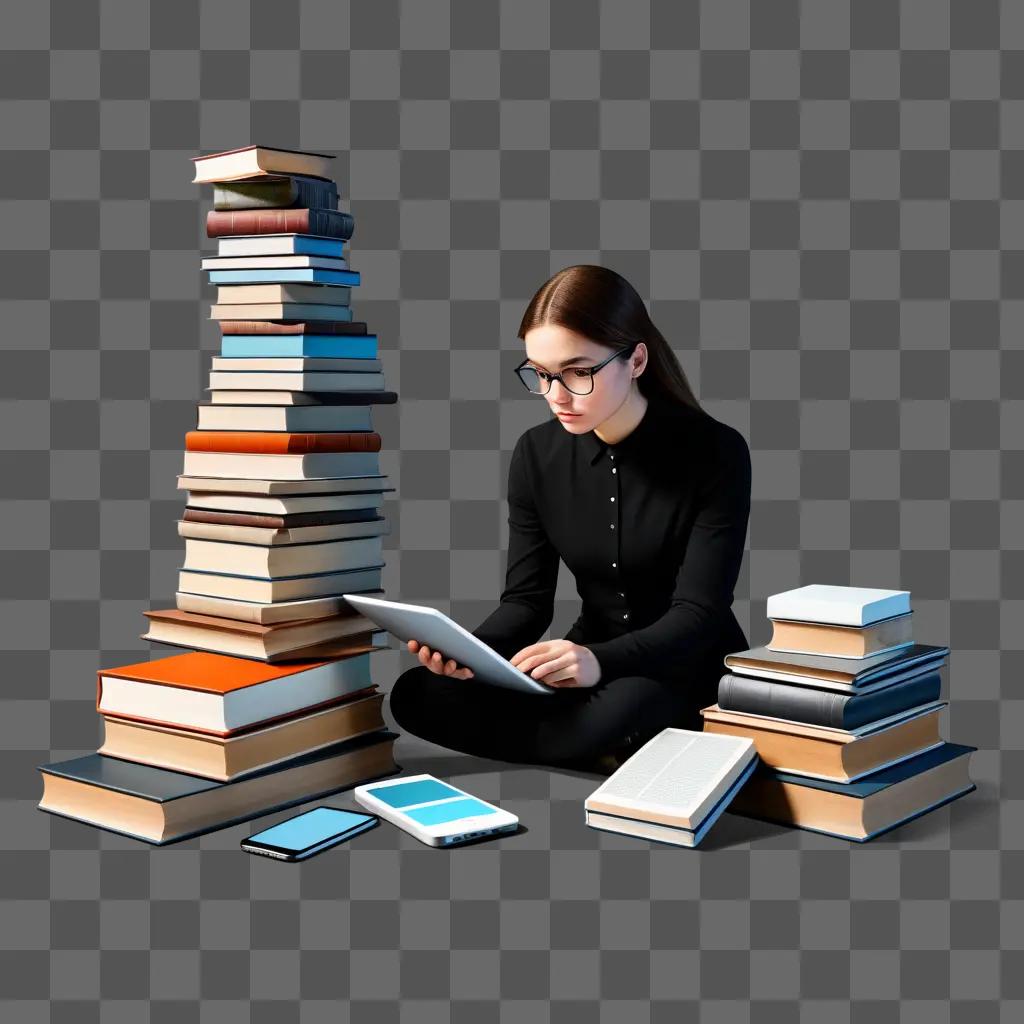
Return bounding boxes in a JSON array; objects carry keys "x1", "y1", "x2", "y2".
[
  {"x1": 723, "y1": 643, "x2": 949, "y2": 693},
  {"x1": 717, "y1": 669, "x2": 943, "y2": 729}
]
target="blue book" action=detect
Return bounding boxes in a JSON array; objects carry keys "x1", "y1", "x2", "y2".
[
  {"x1": 221, "y1": 335, "x2": 379, "y2": 359},
  {"x1": 208, "y1": 268, "x2": 361, "y2": 286},
  {"x1": 216, "y1": 234, "x2": 346, "y2": 259},
  {"x1": 729, "y1": 741, "x2": 976, "y2": 842}
]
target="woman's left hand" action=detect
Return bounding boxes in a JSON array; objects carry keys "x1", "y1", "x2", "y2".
[{"x1": 510, "y1": 641, "x2": 602, "y2": 689}]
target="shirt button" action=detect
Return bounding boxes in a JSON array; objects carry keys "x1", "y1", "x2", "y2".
[
  {"x1": 610, "y1": 454, "x2": 615, "y2": 460},
  {"x1": 612, "y1": 562, "x2": 617, "y2": 568},
  {"x1": 618, "y1": 592, "x2": 624, "y2": 597},
  {"x1": 610, "y1": 497, "x2": 615, "y2": 502},
  {"x1": 612, "y1": 468, "x2": 616, "y2": 474},
  {"x1": 610, "y1": 524, "x2": 615, "y2": 529},
  {"x1": 623, "y1": 613, "x2": 629, "y2": 620}
]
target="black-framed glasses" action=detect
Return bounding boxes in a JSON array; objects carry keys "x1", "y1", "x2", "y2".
[{"x1": 514, "y1": 342, "x2": 638, "y2": 397}]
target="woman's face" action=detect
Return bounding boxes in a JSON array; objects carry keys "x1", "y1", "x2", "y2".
[{"x1": 523, "y1": 324, "x2": 641, "y2": 433}]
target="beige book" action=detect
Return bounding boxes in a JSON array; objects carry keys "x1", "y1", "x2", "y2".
[
  {"x1": 175, "y1": 591, "x2": 381, "y2": 625},
  {"x1": 181, "y1": 535, "x2": 383, "y2": 578},
  {"x1": 177, "y1": 518, "x2": 388, "y2": 546},
  {"x1": 99, "y1": 693, "x2": 387, "y2": 782},
  {"x1": 768, "y1": 611, "x2": 913, "y2": 659},
  {"x1": 178, "y1": 565, "x2": 384, "y2": 603},
  {"x1": 191, "y1": 145, "x2": 335, "y2": 183},
  {"x1": 216, "y1": 283, "x2": 351, "y2": 305},
  {"x1": 181, "y1": 450, "x2": 380, "y2": 480}
]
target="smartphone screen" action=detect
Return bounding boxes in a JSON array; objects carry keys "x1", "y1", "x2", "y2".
[{"x1": 243, "y1": 806, "x2": 377, "y2": 859}]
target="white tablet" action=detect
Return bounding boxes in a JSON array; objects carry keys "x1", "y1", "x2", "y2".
[{"x1": 341, "y1": 593, "x2": 554, "y2": 695}]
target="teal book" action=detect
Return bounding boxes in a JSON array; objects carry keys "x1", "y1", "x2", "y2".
[
  {"x1": 209, "y1": 268, "x2": 361, "y2": 286},
  {"x1": 221, "y1": 335, "x2": 378, "y2": 359}
]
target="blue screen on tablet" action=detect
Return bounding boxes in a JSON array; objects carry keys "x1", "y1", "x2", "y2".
[
  {"x1": 403, "y1": 798, "x2": 498, "y2": 826},
  {"x1": 366, "y1": 779, "x2": 462, "y2": 808}
]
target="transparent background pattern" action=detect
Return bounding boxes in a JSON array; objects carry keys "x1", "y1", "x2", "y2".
[{"x1": 0, "y1": 1, "x2": 1019, "y2": 1020}]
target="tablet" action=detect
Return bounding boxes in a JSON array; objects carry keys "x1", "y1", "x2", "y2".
[{"x1": 341, "y1": 593, "x2": 554, "y2": 695}]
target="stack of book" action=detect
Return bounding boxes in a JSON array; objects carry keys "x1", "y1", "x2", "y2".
[
  {"x1": 700, "y1": 584, "x2": 976, "y2": 842},
  {"x1": 37, "y1": 145, "x2": 401, "y2": 844}
]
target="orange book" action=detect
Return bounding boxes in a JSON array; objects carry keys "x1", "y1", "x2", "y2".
[
  {"x1": 185, "y1": 431, "x2": 381, "y2": 454},
  {"x1": 96, "y1": 650, "x2": 377, "y2": 736}
]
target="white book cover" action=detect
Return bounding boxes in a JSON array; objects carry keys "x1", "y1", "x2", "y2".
[
  {"x1": 584, "y1": 728, "x2": 756, "y2": 831},
  {"x1": 766, "y1": 584, "x2": 911, "y2": 627}
]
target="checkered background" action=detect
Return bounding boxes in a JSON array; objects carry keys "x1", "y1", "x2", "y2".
[{"x1": 0, "y1": 0, "x2": 1019, "y2": 1019}]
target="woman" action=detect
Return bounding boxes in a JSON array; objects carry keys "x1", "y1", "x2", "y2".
[{"x1": 389, "y1": 265, "x2": 752, "y2": 772}]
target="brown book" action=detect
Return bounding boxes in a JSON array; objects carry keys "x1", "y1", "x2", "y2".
[
  {"x1": 220, "y1": 320, "x2": 368, "y2": 335},
  {"x1": 142, "y1": 608, "x2": 384, "y2": 662},
  {"x1": 99, "y1": 692, "x2": 387, "y2": 782},
  {"x1": 700, "y1": 702, "x2": 945, "y2": 782},
  {"x1": 185, "y1": 431, "x2": 382, "y2": 454},
  {"x1": 768, "y1": 612, "x2": 913, "y2": 659},
  {"x1": 207, "y1": 208, "x2": 354, "y2": 239},
  {"x1": 184, "y1": 507, "x2": 378, "y2": 529}
]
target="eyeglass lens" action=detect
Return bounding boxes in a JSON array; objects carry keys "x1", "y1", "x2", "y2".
[{"x1": 518, "y1": 366, "x2": 594, "y2": 395}]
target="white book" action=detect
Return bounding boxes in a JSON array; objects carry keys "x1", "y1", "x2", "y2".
[
  {"x1": 195, "y1": 404, "x2": 374, "y2": 432},
  {"x1": 210, "y1": 357, "x2": 381, "y2": 373},
  {"x1": 766, "y1": 584, "x2": 911, "y2": 627},
  {"x1": 584, "y1": 729, "x2": 758, "y2": 849},
  {"x1": 179, "y1": 474, "x2": 394, "y2": 498},
  {"x1": 216, "y1": 235, "x2": 346, "y2": 257},
  {"x1": 186, "y1": 493, "x2": 386, "y2": 515},
  {"x1": 201, "y1": 255, "x2": 349, "y2": 270},
  {"x1": 181, "y1": 451, "x2": 380, "y2": 481},
  {"x1": 208, "y1": 371, "x2": 385, "y2": 392}
]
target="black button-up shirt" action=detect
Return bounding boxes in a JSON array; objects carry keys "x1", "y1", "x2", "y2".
[{"x1": 471, "y1": 396, "x2": 752, "y2": 687}]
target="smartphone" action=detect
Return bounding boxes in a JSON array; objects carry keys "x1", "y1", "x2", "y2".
[
  {"x1": 353, "y1": 774, "x2": 519, "y2": 847},
  {"x1": 241, "y1": 806, "x2": 379, "y2": 861}
]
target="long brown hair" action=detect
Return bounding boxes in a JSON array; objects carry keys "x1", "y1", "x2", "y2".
[{"x1": 517, "y1": 265, "x2": 703, "y2": 412}]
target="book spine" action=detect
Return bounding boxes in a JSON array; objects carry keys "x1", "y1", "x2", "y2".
[
  {"x1": 718, "y1": 673, "x2": 848, "y2": 728},
  {"x1": 184, "y1": 431, "x2": 382, "y2": 454},
  {"x1": 206, "y1": 209, "x2": 355, "y2": 239},
  {"x1": 219, "y1": 320, "x2": 369, "y2": 336},
  {"x1": 717, "y1": 670, "x2": 943, "y2": 729},
  {"x1": 213, "y1": 177, "x2": 338, "y2": 211}
]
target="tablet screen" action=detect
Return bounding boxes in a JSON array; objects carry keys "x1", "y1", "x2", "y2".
[{"x1": 366, "y1": 778, "x2": 462, "y2": 808}]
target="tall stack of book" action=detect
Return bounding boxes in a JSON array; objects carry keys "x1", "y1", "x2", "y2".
[
  {"x1": 700, "y1": 584, "x2": 976, "y2": 841},
  {"x1": 37, "y1": 145, "x2": 400, "y2": 844}
]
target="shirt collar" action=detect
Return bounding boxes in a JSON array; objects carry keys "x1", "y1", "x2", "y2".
[{"x1": 578, "y1": 397, "x2": 678, "y2": 466}]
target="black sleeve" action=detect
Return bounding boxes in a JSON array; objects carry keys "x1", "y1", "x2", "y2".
[
  {"x1": 470, "y1": 433, "x2": 560, "y2": 661},
  {"x1": 583, "y1": 423, "x2": 752, "y2": 682}
]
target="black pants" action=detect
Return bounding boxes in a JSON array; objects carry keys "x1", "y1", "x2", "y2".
[{"x1": 387, "y1": 665, "x2": 713, "y2": 769}]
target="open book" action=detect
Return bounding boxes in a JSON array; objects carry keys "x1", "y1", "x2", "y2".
[{"x1": 584, "y1": 729, "x2": 757, "y2": 848}]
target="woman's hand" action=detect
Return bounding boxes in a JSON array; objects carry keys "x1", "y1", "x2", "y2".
[
  {"x1": 510, "y1": 640, "x2": 602, "y2": 689},
  {"x1": 406, "y1": 639, "x2": 475, "y2": 679}
]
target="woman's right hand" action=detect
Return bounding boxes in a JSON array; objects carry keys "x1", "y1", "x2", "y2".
[{"x1": 407, "y1": 639, "x2": 475, "y2": 679}]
